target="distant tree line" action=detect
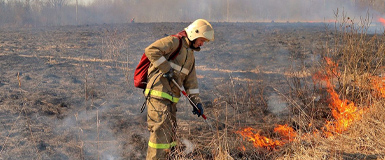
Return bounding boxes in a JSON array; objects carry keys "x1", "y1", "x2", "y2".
[
  {"x1": 0, "y1": 0, "x2": 71, "y2": 27},
  {"x1": 0, "y1": 0, "x2": 383, "y2": 27}
]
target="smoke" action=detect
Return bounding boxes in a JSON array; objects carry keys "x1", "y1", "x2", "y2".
[
  {"x1": 54, "y1": 105, "x2": 122, "y2": 159},
  {"x1": 181, "y1": 138, "x2": 195, "y2": 154},
  {"x1": 80, "y1": 0, "x2": 381, "y2": 23},
  {"x1": 267, "y1": 93, "x2": 288, "y2": 116},
  {"x1": 1, "y1": 0, "x2": 384, "y2": 27}
]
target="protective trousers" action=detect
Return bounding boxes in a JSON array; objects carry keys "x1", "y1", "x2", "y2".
[{"x1": 146, "y1": 97, "x2": 177, "y2": 160}]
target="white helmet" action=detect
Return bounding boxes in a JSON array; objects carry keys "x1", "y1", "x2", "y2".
[{"x1": 184, "y1": 19, "x2": 214, "y2": 42}]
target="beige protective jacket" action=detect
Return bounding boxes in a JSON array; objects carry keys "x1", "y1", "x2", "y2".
[{"x1": 144, "y1": 33, "x2": 202, "y2": 105}]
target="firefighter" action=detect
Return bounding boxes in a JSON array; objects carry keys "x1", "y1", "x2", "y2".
[{"x1": 143, "y1": 19, "x2": 214, "y2": 159}]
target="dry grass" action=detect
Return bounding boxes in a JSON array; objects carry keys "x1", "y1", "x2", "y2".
[
  {"x1": 173, "y1": 9, "x2": 385, "y2": 160},
  {"x1": 278, "y1": 9, "x2": 385, "y2": 159},
  {"x1": 279, "y1": 101, "x2": 385, "y2": 160},
  {"x1": 2, "y1": 15, "x2": 384, "y2": 159}
]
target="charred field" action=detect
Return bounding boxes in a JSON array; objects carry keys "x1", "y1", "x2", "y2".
[{"x1": 1, "y1": 22, "x2": 384, "y2": 160}]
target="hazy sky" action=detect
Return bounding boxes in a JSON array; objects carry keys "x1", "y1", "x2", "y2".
[{"x1": 70, "y1": 0, "x2": 94, "y2": 5}]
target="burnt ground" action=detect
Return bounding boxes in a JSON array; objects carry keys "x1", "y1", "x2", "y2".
[{"x1": 0, "y1": 22, "x2": 330, "y2": 159}]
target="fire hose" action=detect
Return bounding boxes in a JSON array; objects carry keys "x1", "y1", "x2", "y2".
[{"x1": 171, "y1": 79, "x2": 215, "y2": 131}]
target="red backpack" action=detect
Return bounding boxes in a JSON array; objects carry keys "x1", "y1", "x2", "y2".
[{"x1": 134, "y1": 31, "x2": 187, "y2": 89}]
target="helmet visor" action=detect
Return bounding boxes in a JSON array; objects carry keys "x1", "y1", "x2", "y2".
[{"x1": 202, "y1": 29, "x2": 214, "y2": 41}]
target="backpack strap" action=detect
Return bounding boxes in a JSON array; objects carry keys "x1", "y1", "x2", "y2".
[{"x1": 168, "y1": 30, "x2": 186, "y2": 60}]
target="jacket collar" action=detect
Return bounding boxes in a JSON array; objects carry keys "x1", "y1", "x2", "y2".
[{"x1": 183, "y1": 36, "x2": 201, "y2": 52}]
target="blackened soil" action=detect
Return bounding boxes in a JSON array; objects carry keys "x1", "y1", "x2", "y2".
[{"x1": 0, "y1": 22, "x2": 329, "y2": 159}]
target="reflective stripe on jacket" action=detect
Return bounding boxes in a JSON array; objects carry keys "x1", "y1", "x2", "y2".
[
  {"x1": 144, "y1": 89, "x2": 179, "y2": 103},
  {"x1": 144, "y1": 32, "x2": 202, "y2": 104},
  {"x1": 148, "y1": 141, "x2": 177, "y2": 149}
]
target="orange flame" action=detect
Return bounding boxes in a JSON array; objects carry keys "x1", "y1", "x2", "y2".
[
  {"x1": 322, "y1": 82, "x2": 364, "y2": 136},
  {"x1": 312, "y1": 57, "x2": 340, "y2": 82},
  {"x1": 378, "y1": 17, "x2": 385, "y2": 26},
  {"x1": 236, "y1": 127, "x2": 284, "y2": 149},
  {"x1": 371, "y1": 76, "x2": 385, "y2": 98},
  {"x1": 237, "y1": 57, "x2": 368, "y2": 149},
  {"x1": 274, "y1": 124, "x2": 297, "y2": 141},
  {"x1": 314, "y1": 57, "x2": 364, "y2": 136},
  {"x1": 236, "y1": 124, "x2": 297, "y2": 149}
]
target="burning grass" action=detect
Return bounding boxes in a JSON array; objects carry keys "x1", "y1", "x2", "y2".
[
  {"x1": 2, "y1": 10, "x2": 385, "y2": 160},
  {"x1": 194, "y1": 10, "x2": 385, "y2": 159}
]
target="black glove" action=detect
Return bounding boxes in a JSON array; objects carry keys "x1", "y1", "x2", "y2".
[
  {"x1": 192, "y1": 103, "x2": 203, "y2": 117},
  {"x1": 163, "y1": 68, "x2": 174, "y2": 81}
]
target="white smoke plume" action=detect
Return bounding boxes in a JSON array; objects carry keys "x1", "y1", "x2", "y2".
[
  {"x1": 267, "y1": 93, "x2": 288, "y2": 116},
  {"x1": 181, "y1": 138, "x2": 195, "y2": 154},
  {"x1": 54, "y1": 105, "x2": 122, "y2": 159},
  {"x1": 1, "y1": 0, "x2": 384, "y2": 27}
]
